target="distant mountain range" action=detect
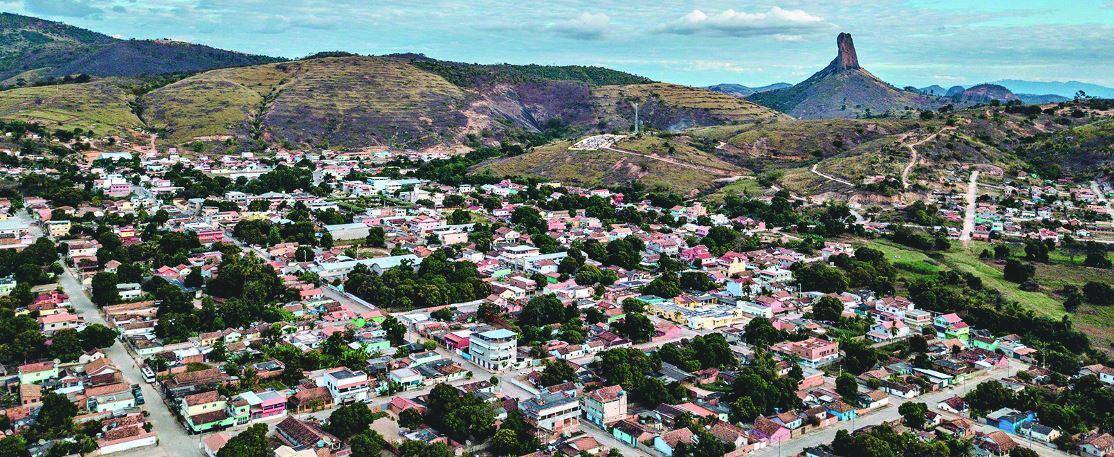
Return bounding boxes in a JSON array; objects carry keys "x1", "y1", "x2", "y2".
[
  {"x1": 0, "y1": 12, "x2": 281, "y2": 85},
  {"x1": 991, "y1": 79, "x2": 1114, "y2": 98},
  {"x1": 706, "y1": 83, "x2": 790, "y2": 98},
  {"x1": 747, "y1": 33, "x2": 938, "y2": 119}
]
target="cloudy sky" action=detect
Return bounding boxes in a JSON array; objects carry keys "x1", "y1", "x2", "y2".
[{"x1": 3, "y1": 0, "x2": 1113, "y2": 87}]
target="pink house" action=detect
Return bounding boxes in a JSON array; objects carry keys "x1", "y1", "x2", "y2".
[
  {"x1": 240, "y1": 390, "x2": 287, "y2": 422},
  {"x1": 195, "y1": 229, "x2": 224, "y2": 244},
  {"x1": 752, "y1": 416, "x2": 790, "y2": 444},
  {"x1": 680, "y1": 245, "x2": 712, "y2": 263}
]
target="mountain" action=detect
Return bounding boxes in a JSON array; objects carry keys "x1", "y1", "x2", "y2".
[
  {"x1": 0, "y1": 12, "x2": 280, "y2": 85},
  {"x1": 1016, "y1": 93, "x2": 1070, "y2": 104},
  {"x1": 137, "y1": 55, "x2": 786, "y2": 149},
  {"x1": 991, "y1": 79, "x2": 1114, "y2": 99},
  {"x1": 748, "y1": 33, "x2": 937, "y2": 119},
  {"x1": 954, "y1": 83, "x2": 1018, "y2": 103},
  {"x1": 707, "y1": 83, "x2": 791, "y2": 98},
  {"x1": 945, "y1": 86, "x2": 966, "y2": 97},
  {"x1": 918, "y1": 85, "x2": 947, "y2": 96}
]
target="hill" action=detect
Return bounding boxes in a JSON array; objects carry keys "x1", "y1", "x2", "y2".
[
  {"x1": 707, "y1": 83, "x2": 791, "y2": 98},
  {"x1": 0, "y1": 12, "x2": 114, "y2": 83},
  {"x1": 748, "y1": 33, "x2": 937, "y2": 119},
  {"x1": 0, "y1": 13, "x2": 279, "y2": 85},
  {"x1": 918, "y1": 85, "x2": 947, "y2": 96},
  {"x1": 1016, "y1": 93, "x2": 1070, "y2": 104},
  {"x1": 0, "y1": 78, "x2": 141, "y2": 136},
  {"x1": 139, "y1": 55, "x2": 785, "y2": 149},
  {"x1": 953, "y1": 83, "x2": 1018, "y2": 104},
  {"x1": 473, "y1": 135, "x2": 746, "y2": 195}
]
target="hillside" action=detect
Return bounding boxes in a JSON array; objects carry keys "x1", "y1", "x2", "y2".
[
  {"x1": 473, "y1": 136, "x2": 745, "y2": 194},
  {"x1": 0, "y1": 12, "x2": 114, "y2": 83},
  {"x1": 138, "y1": 55, "x2": 786, "y2": 149},
  {"x1": 748, "y1": 33, "x2": 937, "y2": 119},
  {"x1": 953, "y1": 84, "x2": 1018, "y2": 104},
  {"x1": 0, "y1": 13, "x2": 279, "y2": 85},
  {"x1": 0, "y1": 79, "x2": 141, "y2": 136}
]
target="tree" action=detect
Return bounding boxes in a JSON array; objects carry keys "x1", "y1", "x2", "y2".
[
  {"x1": 35, "y1": 392, "x2": 77, "y2": 436},
  {"x1": 430, "y1": 308, "x2": 454, "y2": 322},
  {"x1": 1009, "y1": 448, "x2": 1039, "y2": 457},
  {"x1": 366, "y1": 227, "x2": 386, "y2": 247},
  {"x1": 381, "y1": 316, "x2": 406, "y2": 346},
  {"x1": 216, "y1": 424, "x2": 270, "y2": 457},
  {"x1": 539, "y1": 359, "x2": 576, "y2": 387},
  {"x1": 1003, "y1": 259, "x2": 1035, "y2": 283},
  {"x1": 813, "y1": 295, "x2": 844, "y2": 322},
  {"x1": 349, "y1": 430, "x2": 385, "y2": 457},
  {"x1": 679, "y1": 271, "x2": 715, "y2": 292},
  {"x1": 836, "y1": 373, "x2": 859, "y2": 404},
  {"x1": 1082, "y1": 281, "x2": 1112, "y2": 306},
  {"x1": 90, "y1": 272, "x2": 120, "y2": 306},
  {"x1": 0, "y1": 436, "x2": 28, "y2": 457},
  {"x1": 614, "y1": 312, "x2": 655, "y2": 343},
  {"x1": 325, "y1": 403, "x2": 378, "y2": 440},
  {"x1": 965, "y1": 380, "x2": 1015, "y2": 416},
  {"x1": 519, "y1": 294, "x2": 568, "y2": 327},
  {"x1": 621, "y1": 298, "x2": 646, "y2": 314},
  {"x1": 743, "y1": 317, "x2": 783, "y2": 348},
  {"x1": 908, "y1": 334, "x2": 928, "y2": 353},
  {"x1": 673, "y1": 429, "x2": 735, "y2": 457},
  {"x1": 77, "y1": 323, "x2": 117, "y2": 350},
  {"x1": 899, "y1": 402, "x2": 929, "y2": 429},
  {"x1": 840, "y1": 339, "x2": 880, "y2": 374},
  {"x1": 730, "y1": 396, "x2": 760, "y2": 423},
  {"x1": 183, "y1": 268, "x2": 203, "y2": 288},
  {"x1": 643, "y1": 271, "x2": 681, "y2": 298},
  {"x1": 398, "y1": 407, "x2": 424, "y2": 429},
  {"x1": 794, "y1": 262, "x2": 849, "y2": 293}
]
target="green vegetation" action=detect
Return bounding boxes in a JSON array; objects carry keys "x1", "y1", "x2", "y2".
[
  {"x1": 0, "y1": 79, "x2": 141, "y2": 136},
  {"x1": 344, "y1": 249, "x2": 490, "y2": 310},
  {"x1": 402, "y1": 55, "x2": 652, "y2": 87}
]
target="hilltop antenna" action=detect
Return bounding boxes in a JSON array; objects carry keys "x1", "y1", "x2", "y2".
[{"x1": 631, "y1": 102, "x2": 640, "y2": 135}]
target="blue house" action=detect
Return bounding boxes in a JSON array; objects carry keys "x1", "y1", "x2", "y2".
[
  {"x1": 986, "y1": 408, "x2": 1035, "y2": 434},
  {"x1": 827, "y1": 400, "x2": 858, "y2": 421}
]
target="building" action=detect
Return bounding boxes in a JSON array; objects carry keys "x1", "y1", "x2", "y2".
[
  {"x1": 237, "y1": 390, "x2": 288, "y2": 422},
  {"x1": 45, "y1": 220, "x2": 72, "y2": 238},
  {"x1": 321, "y1": 368, "x2": 370, "y2": 405},
  {"x1": 770, "y1": 337, "x2": 839, "y2": 368},
  {"x1": 985, "y1": 408, "x2": 1034, "y2": 434},
  {"x1": 582, "y1": 385, "x2": 627, "y2": 428},
  {"x1": 18, "y1": 361, "x2": 58, "y2": 385},
  {"x1": 521, "y1": 390, "x2": 580, "y2": 442},
  {"x1": 469, "y1": 328, "x2": 517, "y2": 372}
]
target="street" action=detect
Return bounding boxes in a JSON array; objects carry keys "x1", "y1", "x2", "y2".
[{"x1": 58, "y1": 268, "x2": 198, "y2": 457}]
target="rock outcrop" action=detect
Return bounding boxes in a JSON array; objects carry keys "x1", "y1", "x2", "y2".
[{"x1": 833, "y1": 32, "x2": 860, "y2": 70}]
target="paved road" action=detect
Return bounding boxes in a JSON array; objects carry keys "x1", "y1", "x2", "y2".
[
  {"x1": 59, "y1": 268, "x2": 197, "y2": 457},
  {"x1": 959, "y1": 170, "x2": 980, "y2": 247},
  {"x1": 750, "y1": 359, "x2": 1024, "y2": 457}
]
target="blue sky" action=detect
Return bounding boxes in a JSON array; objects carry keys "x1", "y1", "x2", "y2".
[{"x1": 4, "y1": 0, "x2": 1112, "y2": 87}]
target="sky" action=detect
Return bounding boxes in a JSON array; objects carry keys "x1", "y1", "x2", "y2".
[{"x1": 3, "y1": 0, "x2": 1113, "y2": 87}]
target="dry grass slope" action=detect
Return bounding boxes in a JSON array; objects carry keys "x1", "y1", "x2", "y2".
[{"x1": 0, "y1": 79, "x2": 140, "y2": 135}]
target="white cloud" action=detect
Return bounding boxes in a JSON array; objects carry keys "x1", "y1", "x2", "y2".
[
  {"x1": 660, "y1": 6, "x2": 828, "y2": 37},
  {"x1": 24, "y1": 0, "x2": 104, "y2": 18},
  {"x1": 549, "y1": 12, "x2": 611, "y2": 40}
]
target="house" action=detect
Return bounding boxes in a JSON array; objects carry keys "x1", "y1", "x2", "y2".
[
  {"x1": 180, "y1": 391, "x2": 236, "y2": 433},
  {"x1": 18, "y1": 361, "x2": 58, "y2": 385},
  {"x1": 770, "y1": 337, "x2": 839, "y2": 368},
  {"x1": 974, "y1": 430, "x2": 1017, "y2": 456},
  {"x1": 937, "y1": 396, "x2": 968, "y2": 414},
  {"x1": 826, "y1": 401, "x2": 857, "y2": 422},
  {"x1": 275, "y1": 417, "x2": 348, "y2": 455},
  {"x1": 751, "y1": 416, "x2": 790, "y2": 444},
  {"x1": 611, "y1": 419, "x2": 654, "y2": 447},
  {"x1": 934, "y1": 313, "x2": 970, "y2": 341},
  {"x1": 582, "y1": 385, "x2": 627, "y2": 428},
  {"x1": 469, "y1": 328, "x2": 517, "y2": 372},
  {"x1": 237, "y1": 390, "x2": 288, "y2": 422},
  {"x1": 520, "y1": 389, "x2": 580, "y2": 442},
  {"x1": 1080, "y1": 432, "x2": 1114, "y2": 457},
  {"x1": 653, "y1": 427, "x2": 695, "y2": 457},
  {"x1": 1016, "y1": 421, "x2": 1060, "y2": 444},
  {"x1": 1078, "y1": 364, "x2": 1114, "y2": 385},
  {"x1": 321, "y1": 368, "x2": 370, "y2": 405},
  {"x1": 985, "y1": 408, "x2": 1034, "y2": 434}
]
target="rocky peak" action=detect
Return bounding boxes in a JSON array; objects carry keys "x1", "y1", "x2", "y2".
[{"x1": 832, "y1": 32, "x2": 860, "y2": 70}]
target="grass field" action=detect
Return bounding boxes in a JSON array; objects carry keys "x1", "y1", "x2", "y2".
[
  {"x1": 862, "y1": 238, "x2": 1114, "y2": 353},
  {"x1": 702, "y1": 178, "x2": 764, "y2": 205}
]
